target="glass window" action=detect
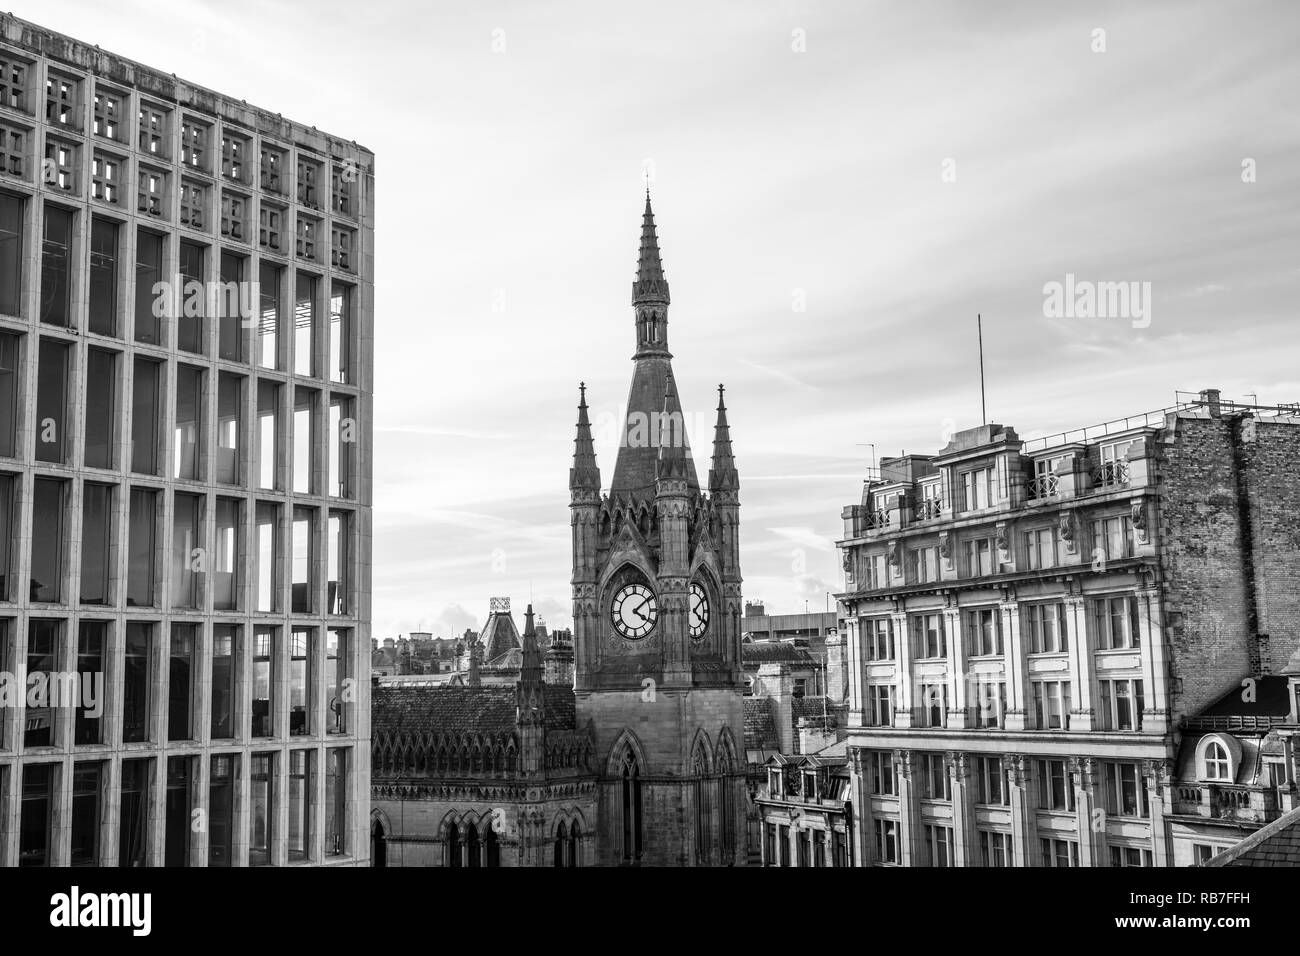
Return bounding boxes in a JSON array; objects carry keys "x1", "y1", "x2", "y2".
[
  {"x1": 73, "y1": 623, "x2": 105, "y2": 746},
  {"x1": 122, "y1": 623, "x2": 152, "y2": 742},
  {"x1": 258, "y1": 262, "x2": 281, "y2": 369},
  {"x1": 257, "y1": 380, "x2": 280, "y2": 490},
  {"x1": 328, "y1": 512, "x2": 349, "y2": 615},
  {"x1": 218, "y1": 251, "x2": 246, "y2": 361},
  {"x1": 0, "y1": 193, "x2": 23, "y2": 317},
  {"x1": 174, "y1": 365, "x2": 203, "y2": 480},
  {"x1": 168, "y1": 624, "x2": 195, "y2": 740},
  {"x1": 70, "y1": 763, "x2": 101, "y2": 866},
  {"x1": 214, "y1": 498, "x2": 240, "y2": 611},
  {"x1": 35, "y1": 337, "x2": 69, "y2": 463},
  {"x1": 131, "y1": 357, "x2": 161, "y2": 475},
  {"x1": 0, "y1": 475, "x2": 12, "y2": 602},
  {"x1": 170, "y1": 492, "x2": 202, "y2": 609},
  {"x1": 30, "y1": 478, "x2": 64, "y2": 602},
  {"x1": 292, "y1": 507, "x2": 314, "y2": 613},
  {"x1": 25, "y1": 620, "x2": 59, "y2": 746},
  {"x1": 84, "y1": 348, "x2": 116, "y2": 468},
  {"x1": 208, "y1": 754, "x2": 235, "y2": 867},
  {"x1": 289, "y1": 750, "x2": 310, "y2": 862},
  {"x1": 250, "y1": 753, "x2": 273, "y2": 866},
  {"x1": 252, "y1": 627, "x2": 274, "y2": 737},
  {"x1": 256, "y1": 502, "x2": 280, "y2": 612},
  {"x1": 210, "y1": 626, "x2": 237, "y2": 740},
  {"x1": 289, "y1": 627, "x2": 310, "y2": 736},
  {"x1": 134, "y1": 229, "x2": 163, "y2": 345},
  {"x1": 217, "y1": 373, "x2": 242, "y2": 484},
  {"x1": 164, "y1": 756, "x2": 193, "y2": 867},
  {"x1": 294, "y1": 389, "x2": 317, "y2": 494},
  {"x1": 19, "y1": 764, "x2": 55, "y2": 867},
  {"x1": 326, "y1": 628, "x2": 348, "y2": 735},
  {"x1": 326, "y1": 749, "x2": 346, "y2": 857},
  {"x1": 0, "y1": 331, "x2": 17, "y2": 457},
  {"x1": 127, "y1": 488, "x2": 157, "y2": 606},
  {"x1": 329, "y1": 282, "x2": 351, "y2": 383},
  {"x1": 294, "y1": 273, "x2": 316, "y2": 376},
  {"x1": 1204, "y1": 741, "x2": 1230, "y2": 781},
  {"x1": 40, "y1": 206, "x2": 73, "y2": 326},
  {"x1": 329, "y1": 396, "x2": 354, "y2": 498},
  {"x1": 119, "y1": 758, "x2": 149, "y2": 867},
  {"x1": 177, "y1": 240, "x2": 204, "y2": 354},
  {"x1": 80, "y1": 483, "x2": 111, "y2": 605}
]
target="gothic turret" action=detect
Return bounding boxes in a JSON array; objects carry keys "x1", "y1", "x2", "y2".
[
  {"x1": 569, "y1": 382, "x2": 601, "y2": 494},
  {"x1": 708, "y1": 384, "x2": 738, "y2": 494}
]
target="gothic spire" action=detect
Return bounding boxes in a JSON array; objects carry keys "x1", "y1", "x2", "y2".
[
  {"x1": 656, "y1": 370, "x2": 689, "y2": 481},
  {"x1": 708, "y1": 383, "x2": 738, "y2": 492},
  {"x1": 569, "y1": 381, "x2": 601, "y2": 492},
  {"x1": 520, "y1": 604, "x2": 543, "y2": 678},
  {"x1": 632, "y1": 189, "x2": 669, "y2": 306}
]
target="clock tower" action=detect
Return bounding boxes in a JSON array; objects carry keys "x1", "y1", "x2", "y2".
[{"x1": 570, "y1": 192, "x2": 746, "y2": 865}]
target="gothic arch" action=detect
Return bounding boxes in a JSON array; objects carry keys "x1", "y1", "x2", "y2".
[
  {"x1": 605, "y1": 727, "x2": 648, "y2": 776},
  {"x1": 714, "y1": 726, "x2": 739, "y2": 773},
  {"x1": 688, "y1": 728, "x2": 713, "y2": 775},
  {"x1": 597, "y1": 556, "x2": 656, "y2": 599}
]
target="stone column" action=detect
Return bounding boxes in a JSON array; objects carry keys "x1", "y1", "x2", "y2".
[
  {"x1": 1137, "y1": 588, "x2": 1168, "y2": 730},
  {"x1": 892, "y1": 612, "x2": 913, "y2": 727},
  {"x1": 896, "y1": 749, "x2": 920, "y2": 866},
  {"x1": 945, "y1": 608, "x2": 967, "y2": 729},
  {"x1": 1002, "y1": 599, "x2": 1027, "y2": 730},
  {"x1": 1074, "y1": 756, "x2": 1103, "y2": 866},
  {"x1": 1065, "y1": 596, "x2": 1094, "y2": 731},
  {"x1": 1008, "y1": 754, "x2": 1038, "y2": 867},
  {"x1": 951, "y1": 752, "x2": 978, "y2": 866}
]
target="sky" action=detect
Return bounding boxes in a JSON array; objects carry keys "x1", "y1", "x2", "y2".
[{"x1": 27, "y1": 0, "x2": 1300, "y2": 640}]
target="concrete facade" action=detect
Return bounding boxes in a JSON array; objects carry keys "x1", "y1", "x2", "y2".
[{"x1": 0, "y1": 14, "x2": 374, "y2": 866}]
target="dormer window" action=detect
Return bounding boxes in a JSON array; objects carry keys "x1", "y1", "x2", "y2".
[
  {"x1": 1196, "y1": 734, "x2": 1239, "y2": 783},
  {"x1": 1204, "y1": 741, "x2": 1230, "y2": 781},
  {"x1": 768, "y1": 769, "x2": 782, "y2": 795},
  {"x1": 802, "y1": 772, "x2": 818, "y2": 799},
  {"x1": 961, "y1": 466, "x2": 995, "y2": 511}
]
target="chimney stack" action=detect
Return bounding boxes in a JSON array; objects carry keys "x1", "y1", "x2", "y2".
[{"x1": 1200, "y1": 388, "x2": 1222, "y2": 418}]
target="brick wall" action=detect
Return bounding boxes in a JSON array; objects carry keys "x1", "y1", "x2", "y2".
[{"x1": 1157, "y1": 413, "x2": 1300, "y2": 718}]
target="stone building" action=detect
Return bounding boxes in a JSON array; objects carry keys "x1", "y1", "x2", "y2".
[
  {"x1": 836, "y1": 392, "x2": 1300, "y2": 866},
  {"x1": 0, "y1": 14, "x2": 374, "y2": 867},
  {"x1": 370, "y1": 194, "x2": 746, "y2": 865},
  {"x1": 369, "y1": 606, "x2": 596, "y2": 866},
  {"x1": 756, "y1": 740, "x2": 854, "y2": 867}
]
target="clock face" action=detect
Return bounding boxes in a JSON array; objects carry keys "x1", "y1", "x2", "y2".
[
  {"x1": 689, "y1": 582, "x2": 709, "y2": 640},
  {"x1": 611, "y1": 583, "x2": 658, "y2": 640}
]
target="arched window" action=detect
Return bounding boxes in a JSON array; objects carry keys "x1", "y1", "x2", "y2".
[
  {"x1": 485, "y1": 825, "x2": 500, "y2": 867},
  {"x1": 370, "y1": 819, "x2": 386, "y2": 868},
  {"x1": 568, "y1": 821, "x2": 580, "y2": 867},
  {"x1": 621, "y1": 750, "x2": 643, "y2": 864},
  {"x1": 716, "y1": 744, "x2": 735, "y2": 862},
  {"x1": 693, "y1": 742, "x2": 711, "y2": 864},
  {"x1": 1204, "y1": 740, "x2": 1230, "y2": 781},
  {"x1": 466, "y1": 822, "x2": 481, "y2": 867},
  {"x1": 446, "y1": 823, "x2": 461, "y2": 868},
  {"x1": 553, "y1": 821, "x2": 567, "y2": 868}
]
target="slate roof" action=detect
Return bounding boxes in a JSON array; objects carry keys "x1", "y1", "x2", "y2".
[
  {"x1": 742, "y1": 642, "x2": 817, "y2": 665},
  {"x1": 372, "y1": 683, "x2": 577, "y2": 736},
  {"x1": 1206, "y1": 804, "x2": 1300, "y2": 866},
  {"x1": 1196, "y1": 676, "x2": 1292, "y2": 719},
  {"x1": 744, "y1": 698, "x2": 779, "y2": 751},
  {"x1": 479, "y1": 610, "x2": 521, "y2": 661}
]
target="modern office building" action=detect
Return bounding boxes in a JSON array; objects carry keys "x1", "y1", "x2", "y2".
[
  {"x1": 0, "y1": 14, "x2": 373, "y2": 866},
  {"x1": 836, "y1": 391, "x2": 1300, "y2": 866}
]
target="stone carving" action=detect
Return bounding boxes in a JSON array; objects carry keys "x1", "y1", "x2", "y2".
[
  {"x1": 1131, "y1": 498, "x2": 1148, "y2": 544},
  {"x1": 1058, "y1": 510, "x2": 1076, "y2": 554}
]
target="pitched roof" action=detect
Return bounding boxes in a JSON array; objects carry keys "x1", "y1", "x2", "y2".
[
  {"x1": 744, "y1": 698, "x2": 779, "y2": 751},
  {"x1": 742, "y1": 642, "x2": 816, "y2": 664},
  {"x1": 371, "y1": 683, "x2": 578, "y2": 736},
  {"x1": 478, "y1": 609, "x2": 521, "y2": 661},
  {"x1": 1196, "y1": 676, "x2": 1292, "y2": 719},
  {"x1": 1205, "y1": 804, "x2": 1300, "y2": 866}
]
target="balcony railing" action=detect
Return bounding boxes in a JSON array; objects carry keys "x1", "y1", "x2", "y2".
[
  {"x1": 914, "y1": 499, "x2": 943, "y2": 521},
  {"x1": 1182, "y1": 714, "x2": 1291, "y2": 732},
  {"x1": 867, "y1": 509, "x2": 892, "y2": 530},
  {"x1": 1027, "y1": 475, "x2": 1059, "y2": 500},
  {"x1": 1172, "y1": 783, "x2": 1278, "y2": 824},
  {"x1": 1093, "y1": 460, "x2": 1130, "y2": 489}
]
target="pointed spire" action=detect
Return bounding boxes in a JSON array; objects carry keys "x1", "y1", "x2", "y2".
[
  {"x1": 569, "y1": 381, "x2": 601, "y2": 493},
  {"x1": 632, "y1": 190, "x2": 670, "y2": 306},
  {"x1": 656, "y1": 370, "x2": 689, "y2": 481},
  {"x1": 521, "y1": 604, "x2": 542, "y2": 674},
  {"x1": 709, "y1": 383, "x2": 738, "y2": 492}
]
